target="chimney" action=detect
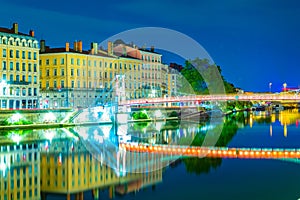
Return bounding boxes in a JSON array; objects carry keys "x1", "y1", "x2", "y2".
[
  {"x1": 151, "y1": 46, "x2": 154, "y2": 52},
  {"x1": 78, "y1": 40, "x2": 82, "y2": 52},
  {"x1": 73, "y1": 41, "x2": 78, "y2": 51},
  {"x1": 107, "y1": 41, "x2": 113, "y2": 55},
  {"x1": 29, "y1": 30, "x2": 34, "y2": 37},
  {"x1": 40, "y1": 40, "x2": 46, "y2": 53},
  {"x1": 91, "y1": 42, "x2": 98, "y2": 55},
  {"x1": 12, "y1": 23, "x2": 18, "y2": 34},
  {"x1": 65, "y1": 42, "x2": 70, "y2": 52}
]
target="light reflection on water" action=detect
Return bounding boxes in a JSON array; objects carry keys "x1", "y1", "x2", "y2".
[{"x1": 0, "y1": 109, "x2": 300, "y2": 200}]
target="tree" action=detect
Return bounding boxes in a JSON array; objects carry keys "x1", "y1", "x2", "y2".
[{"x1": 179, "y1": 58, "x2": 237, "y2": 94}]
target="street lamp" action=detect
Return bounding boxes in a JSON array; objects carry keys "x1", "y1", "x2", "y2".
[
  {"x1": 283, "y1": 82, "x2": 287, "y2": 92},
  {"x1": 269, "y1": 82, "x2": 272, "y2": 93}
]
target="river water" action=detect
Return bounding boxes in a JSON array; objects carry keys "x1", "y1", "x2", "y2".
[{"x1": 1, "y1": 109, "x2": 300, "y2": 200}]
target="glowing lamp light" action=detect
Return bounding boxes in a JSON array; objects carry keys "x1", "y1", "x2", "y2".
[
  {"x1": 10, "y1": 133, "x2": 22, "y2": 144},
  {"x1": 44, "y1": 112, "x2": 56, "y2": 123},
  {"x1": 58, "y1": 153, "x2": 62, "y2": 165},
  {"x1": 10, "y1": 113, "x2": 22, "y2": 123}
]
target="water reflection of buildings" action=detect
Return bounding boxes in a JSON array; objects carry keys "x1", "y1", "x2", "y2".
[
  {"x1": 0, "y1": 128, "x2": 164, "y2": 200},
  {"x1": 0, "y1": 142, "x2": 40, "y2": 200},
  {"x1": 40, "y1": 138, "x2": 162, "y2": 200},
  {"x1": 249, "y1": 109, "x2": 300, "y2": 137}
]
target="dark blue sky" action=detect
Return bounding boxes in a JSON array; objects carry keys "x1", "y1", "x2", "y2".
[{"x1": 1, "y1": 0, "x2": 300, "y2": 92}]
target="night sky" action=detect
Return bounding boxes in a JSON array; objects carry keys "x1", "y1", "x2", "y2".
[{"x1": 1, "y1": 0, "x2": 300, "y2": 92}]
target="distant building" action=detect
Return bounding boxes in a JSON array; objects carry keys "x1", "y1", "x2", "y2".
[
  {"x1": 39, "y1": 40, "x2": 168, "y2": 108},
  {"x1": 167, "y1": 65, "x2": 182, "y2": 97},
  {"x1": 0, "y1": 23, "x2": 39, "y2": 109}
]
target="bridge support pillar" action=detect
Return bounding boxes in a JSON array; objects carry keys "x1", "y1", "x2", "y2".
[
  {"x1": 109, "y1": 186, "x2": 115, "y2": 199},
  {"x1": 92, "y1": 189, "x2": 99, "y2": 199},
  {"x1": 66, "y1": 194, "x2": 71, "y2": 200}
]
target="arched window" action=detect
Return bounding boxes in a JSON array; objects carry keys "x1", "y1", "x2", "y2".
[
  {"x1": 16, "y1": 87, "x2": 20, "y2": 96},
  {"x1": 22, "y1": 88, "x2": 26, "y2": 96},
  {"x1": 2, "y1": 38, "x2": 7, "y2": 44}
]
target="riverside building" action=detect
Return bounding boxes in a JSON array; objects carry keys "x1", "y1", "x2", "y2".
[
  {"x1": 39, "y1": 40, "x2": 168, "y2": 108},
  {"x1": 0, "y1": 23, "x2": 39, "y2": 109}
]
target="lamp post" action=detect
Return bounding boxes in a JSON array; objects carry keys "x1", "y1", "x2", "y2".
[
  {"x1": 269, "y1": 82, "x2": 272, "y2": 93},
  {"x1": 283, "y1": 82, "x2": 287, "y2": 92}
]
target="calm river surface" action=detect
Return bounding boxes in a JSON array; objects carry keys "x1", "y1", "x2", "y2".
[{"x1": 1, "y1": 109, "x2": 300, "y2": 200}]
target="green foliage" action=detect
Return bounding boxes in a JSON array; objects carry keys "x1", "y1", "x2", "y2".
[
  {"x1": 225, "y1": 101, "x2": 253, "y2": 112},
  {"x1": 132, "y1": 111, "x2": 149, "y2": 120},
  {"x1": 180, "y1": 58, "x2": 237, "y2": 94},
  {"x1": 168, "y1": 111, "x2": 178, "y2": 118},
  {"x1": 0, "y1": 119, "x2": 9, "y2": 126},
  {"x1": 12, "y1": 119, "x2": 33, "y2": 125}
]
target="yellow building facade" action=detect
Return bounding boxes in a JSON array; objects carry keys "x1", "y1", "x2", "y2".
[
  {"x1": 39, "y1": 40, "x2": 168, "y2": 108},
  {"x1": 0, "y1": 23, "x2": 39, "y2": 109},
  {"x1": 0, "y1": 142, "x2": 40, "y2": 200}
]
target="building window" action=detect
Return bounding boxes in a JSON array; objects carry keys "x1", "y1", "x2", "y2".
[
  {"x1": 28, "y1": 75, "x2": 32, "y2": 83},
  {"x1": 16, "y1": 50, "x2": 19, "y2": 58},
  {"x1": 54, "y1": 69, "x2": 57, "y2": 76},
  {"x1": 46, "y1": 59, "x2": 49, "y2": 65},
  {"x1": 10, "y1": 74, "x2": 13, "y2": 81},
  {"x1": 53, "y1": 80, "x2": 57, "y2": 88},
  {"x1": 83, "y1": 60, "x2": 86, "y2": 66},
  {"x1": 89, "y1": 82, "x2": 92, "y2": 88},
  {"x1": 94, "y1": 60, "x2": 96, "y2": 67},
  {"x1": 2, "y1": 61, "x2": 6, "y2": 70},
  {"x1": 16, "y1": 62, "x2": 19, "y2": 71},
  {"x1": 34, "y1": 64, "x2": 37, "y2": 72},
  {"x1": 61, "y1": 80, "x2": 65, "y2": 88},
  {"x1": 71, "y1": 58, "x2": 74, "y2": 65},
  {"x1": 9, "y1": 50, "x2": 13, "y2": 58},
  {"x1": 88, "y1": 60, "x2": 91, "y2": 67},
  {"x1": 28, "y1": 63, "x2": 32, "y2": 72},
  {"x1": 16, "y1": 87, "x2": 20, "y2": 96},
  {"x1": 22, "y1": 51, "x2": 25, "y2": 59},
  {"x1": 77, "y1": 59, "x2": 80, "y2": 66},
  {"x1": 34, "y1": 76, "x2": 37, "y2": 84},
  {"x1": 34, "y1": 88, "x2": 37, "y2": 96},
  {"x1": 77, "y1": 69, "x2": 80, "y2": 76},
  {"x1": 110, "y1": 63, "x2": 112, "y2": 69},
  {"x1": 28, "y1": 52, "x2": 31, "y2": 59},
  {"x1": 9, "y1": 62, "x2": 13, "y2": 70},
  {"x1": 61, "y1": 69, "x2": 64, "y2": 76},
  {"x1": 34, "y1": 52, "x2": 37, "y2": 60},
  {"x1": 88, "y1": 71, "x2": 91, "y2": 77},
  {"x1": 71, "y1": 81, "x2": 74, "y2": 88},
  {"x1": 71, "y1": 69, "x2": 74, "y2": 76},
  {"x1": 77, "y1": 81, "x2": 80, "y2": 88},
  {"x1": 46, "y1": 81, "x2": 49, "y2": 88},
  {"x1": 60, "y1": 58, "x2": 64, "y2": 65},
  {"x1": 119, "y1": 63, "x2": 122, "y2": 69},
  {"x1": 53, "y1": 58, "x2": 57, "y2": 65},
  {"x1": 2, "y1": 74, "x2": 6, "y2": 81},
  {"x1": 22, "y1": 88, "x2": 26, "y2": 96},
  {"x1": 46, "y1": 69, "x2": 49, "y2": 77},
  {"x1": 2, "y1": 49, "x2": 6, "y2": 57},
  {"x1": 22, "y1": 75, "x2": 25, "y2": 82},
  {"x1": 28, "y1": 88, "x2": 32, "y2": 96},
  {"x1": 22, "y1": 63, "x2": 25, "y2": 71}
]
